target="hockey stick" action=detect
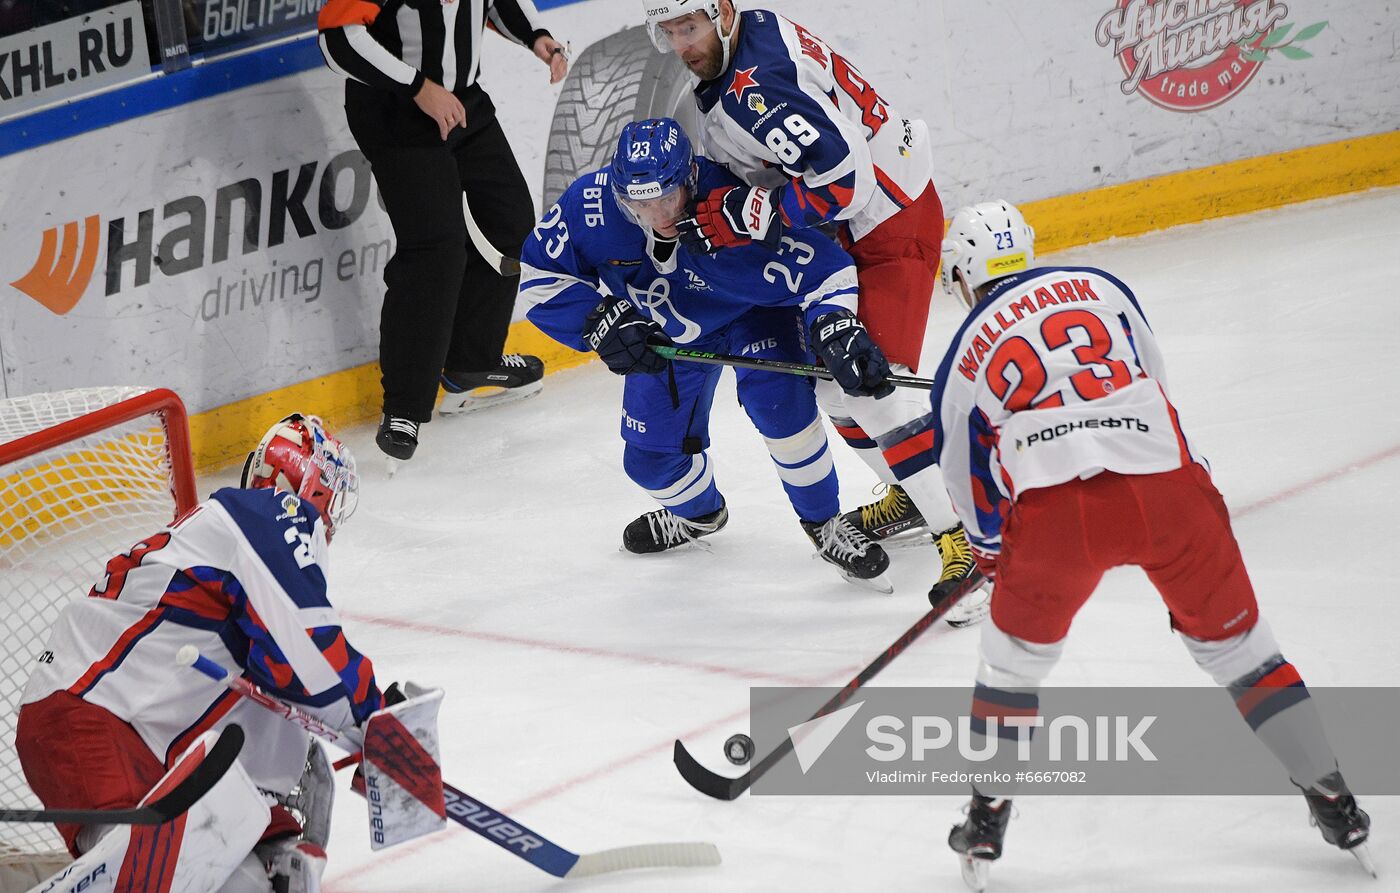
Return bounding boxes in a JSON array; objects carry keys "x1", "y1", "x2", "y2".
[
  {"x1": 464, "y1": 195, "x2": 521, "y2": 277},
  {"x1": 177, "y1": 649, "x2": 721, "y2": 879},
  {"x1": 651, "y1": 345, "x2": 935, "y2": 390},
  {"x1": 673, "y1": 572, "x2": 984, "y2": 800},
  {"x1": 0, "y1": 723, "x2": 244, "y2": 825}
]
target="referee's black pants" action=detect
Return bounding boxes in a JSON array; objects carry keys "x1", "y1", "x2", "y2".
[{"x1": 349, "y1": 83, "x2": 536, "y2": 423}]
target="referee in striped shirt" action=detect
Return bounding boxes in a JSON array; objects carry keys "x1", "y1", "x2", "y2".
[{"x1": 318, "y1": 0, "x2": 568, "y2": 463}]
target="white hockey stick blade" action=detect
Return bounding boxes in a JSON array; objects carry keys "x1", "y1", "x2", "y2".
[{"x1": 564, "y1": 842, "x2": 721, "y2": 878}]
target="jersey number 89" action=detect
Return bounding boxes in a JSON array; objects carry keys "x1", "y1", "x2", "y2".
[{"x1": 765, "y1": 114, "x2": 820, "y2": 166}]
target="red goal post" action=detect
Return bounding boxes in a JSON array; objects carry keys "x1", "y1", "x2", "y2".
[{"x1": 0, "y1": 387, "x2": 198, "y2": 882}]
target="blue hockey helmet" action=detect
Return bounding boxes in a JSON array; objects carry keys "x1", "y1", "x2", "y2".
[{"x1": 610, "y1": 118, "x2": 696, "y2": 234}]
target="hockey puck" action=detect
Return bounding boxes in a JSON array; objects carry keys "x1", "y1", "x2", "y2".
[{"x1": 724, "y1": 733, "x2": 754, "y2": 765}]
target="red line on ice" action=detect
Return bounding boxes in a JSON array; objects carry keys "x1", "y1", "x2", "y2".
[
  {"x1": 342, "y1": 611, "x2": 811, "y2": 686},
  {"x1": 1232, "y1": 442, "x2": 1400, "y2": 518}
]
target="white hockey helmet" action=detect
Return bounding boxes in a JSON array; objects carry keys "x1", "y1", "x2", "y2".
[
  {"x1": 644, "y1": 0, "x2": 735, "y2": 58},
  {"x1": 940, "y1": 200, "x2": 1036, "y2": 295}
]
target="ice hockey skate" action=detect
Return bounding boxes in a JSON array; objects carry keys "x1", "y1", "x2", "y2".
[
  {"x1": 440, "y1": 354, "x2": 545, "y2": 414},
  {"x1": 623, "y1": 504, "x2": 729, "y2": 554},
  {"x1": 931, "y1": 524, "x2": 989, "y2": 626},
  {"x1": 948, "y1": 794, "x2": 1011, "y2": 892},
  {"x1": 842, "y1": 483, "x2": 926, "y2": 542},
  {"x1": 376, "y1": 414, "x2": 419, "y2": 476},
  {"x1": 1299, "y1": 771, "x2": 1376, "y2": 876},
  {"x1": 800, "y1": 515, "x2": 892, "y2": 593}
]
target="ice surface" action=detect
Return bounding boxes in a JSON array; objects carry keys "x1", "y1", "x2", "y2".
[{"x1": 201, "y1": 189, "x2": 1399, "y2": 892}]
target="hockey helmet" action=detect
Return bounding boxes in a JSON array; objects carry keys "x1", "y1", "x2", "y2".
[
  {"x1": 644, "y1": 0, "x2": 723, "y2": 52},
  {"x1": 941, "y1": 200, "x2": 1037, "y2": 298},
  {"x1": 241, "y1": 413, "x2": 359, "y2": 538},
  {"x1": 610, "y1": 118, "x2": 696, "y2": 233}
]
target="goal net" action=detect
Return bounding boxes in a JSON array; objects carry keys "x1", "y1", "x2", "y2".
[{"x1": 0, "y1": 387, "x2": 196, "y2": 883}]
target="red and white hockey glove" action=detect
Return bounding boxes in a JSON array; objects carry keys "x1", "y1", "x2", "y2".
[{"x1": 678, "y1": 185, "x2": 783, "y2": 253}]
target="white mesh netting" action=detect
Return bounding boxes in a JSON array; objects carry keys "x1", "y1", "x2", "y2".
[{"x1": 0, "y1": 387, "x2": 185, "y2": 869}]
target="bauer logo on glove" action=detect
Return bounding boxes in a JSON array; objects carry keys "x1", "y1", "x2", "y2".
[
  {"x1": 678, "y1": 185, "x2": 784, "y2": 253},
  {"x1": 810, "y1": 310, "x2": 894, "y2": 399},
  {"x1": 582, "y1": 298, "x2": 671, "y2": 376}
]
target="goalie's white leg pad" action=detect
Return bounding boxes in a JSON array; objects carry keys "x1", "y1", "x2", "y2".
[
  {"x1": 278, "y1": 742, "x2": 334, "y2": 850},
  {"x1": 26, "y1": 731, "x2": 271, "y2": 893},
  {"x1": 362, "y1": 686, "x2": 446, "y2": 850}
]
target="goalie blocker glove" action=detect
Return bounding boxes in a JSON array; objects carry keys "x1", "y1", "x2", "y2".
[
  {"x1": 678, "y1": 185, "x2": 783, "y2": 253},
  {"x1": 583, "y1": 298, "x2": 671, "y2": 375},
  {"x1": 810, "y1": 310, "x2": 894, "y2": 398}
]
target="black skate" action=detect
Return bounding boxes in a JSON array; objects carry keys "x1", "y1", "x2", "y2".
[
  {"x1": 623, "y1": 504, "x2": 728, "y2": 554},
  {"x1": 948, "y1": 794, "x2": 1012, "y2": 892},
  {"x1": 800, "y1": 515, "x2": 892, "y2": 593},
  {"x1": 931, "y1": 524, "x2": 990, "y2": 628},
  {"x1": 842, "y1": 483, "x2": 926, "y2": 540},
  {"x1": 1299, "y1": 772, "x2": 1376, "y2": 876},
  {"x1": 376, "y1": 414, "x2": 419, "y2": 476},
  {"x1": 440, "y1": 354, "x2": 544, "y2": 414}
]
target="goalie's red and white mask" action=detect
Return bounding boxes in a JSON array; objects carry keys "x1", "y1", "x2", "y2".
[
  {"x1": 941, "y1": 200, "x2": 1037, "y2": 300},
  {"x1": 241, "y1": 413, "x2": 359, "y2": 539}
]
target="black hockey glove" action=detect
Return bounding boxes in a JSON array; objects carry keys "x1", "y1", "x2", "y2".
[
  {"x1": 583, "y1": 298, "x2": 670, "y2": 375},
  {"x1": 810, "y1": 311, "x2": 894, "y2": 399}
]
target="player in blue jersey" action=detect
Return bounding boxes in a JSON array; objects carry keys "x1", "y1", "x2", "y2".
[
  {"x1": 520, "y1": 118, "x2": 892, "y2": 590},
  {"x1": 644, "y1": 1, "x2": 991, "y2": 625}
]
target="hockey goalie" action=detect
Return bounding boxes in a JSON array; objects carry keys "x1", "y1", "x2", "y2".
[{"x1": 12, "y1": 414, "x2": 442, "y2": 892}]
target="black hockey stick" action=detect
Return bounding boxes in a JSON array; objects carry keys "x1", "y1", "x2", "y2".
[
  {"x1": 673, "y1": 573, "x2": 983, "y2": 800},
  {"x1": 651, "y1": 345, "x2": 935, "y2": 390},
  {"x1": 0, "y1": 724, "x2": 244, "y2": 825}
]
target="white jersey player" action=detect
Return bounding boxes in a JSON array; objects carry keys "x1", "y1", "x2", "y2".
[
  {"x1": 932, "y1": 202, "x2": 1372, "y2": 889},
  {"x1": 645, "y1": 0, "x2": 986, "y2": 618},
  {"x1": 15, "y1": 414, "x2": 389, "y2": 892}
]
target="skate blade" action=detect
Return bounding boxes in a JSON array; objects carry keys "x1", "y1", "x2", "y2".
[
  {"x1": 1350, "y1": 842, "x2": 1378, "y2": 878},
  {"x1": 439, "y1": 380, "x2": 543, "y2": 415},
  {"x1": 618, "y1": 538, "x2": 718, "y2": 556},
  {"x1": 841, "y1": 569, "x2": 893, "y2": 595},
  {"x1": 959, "y1": 854, "x2": 991, "y2": 892},
  {"x1": 880, "y1": 528, "x2": 936, "y2": 552},
  {"x1": 944, "y1": 586, "x2": 992, "y2": 628}
]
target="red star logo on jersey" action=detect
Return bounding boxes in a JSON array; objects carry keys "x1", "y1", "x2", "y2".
[{"x1": 726, "y1": 66, "x2": 760, "y2": 101}]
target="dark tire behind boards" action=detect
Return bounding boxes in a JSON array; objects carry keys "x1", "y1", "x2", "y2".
[{"x1": 542, "y1": 26, "x2": 699, "y2": 209}]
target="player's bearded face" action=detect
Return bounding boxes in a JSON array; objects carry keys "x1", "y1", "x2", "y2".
[
  {"x1": 656, "y1": 12, "x2": 724, "y2": 80},
  {"x1": 623, "y1": 187, "x2": 689, "y2": 238}
]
